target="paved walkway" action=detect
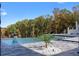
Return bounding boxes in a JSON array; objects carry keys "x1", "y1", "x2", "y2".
[
  {"x1": 1, "y1": 45, "x2": 44, "y2": 56},
  {"x1": 54, "y1": 47, "x2": 79, "y2": 56},
  {"x1": 1, "y1": 40, "x2": 79, "y2": 56}
]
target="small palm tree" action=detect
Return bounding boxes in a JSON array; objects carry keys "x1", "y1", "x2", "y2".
[{"x1": 37, "y1": 34, "x2": 53, "y2": 48}]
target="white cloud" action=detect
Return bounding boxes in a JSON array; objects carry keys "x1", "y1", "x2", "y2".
[
  {"x1": 1, "y1": 11, "x2": 7, "y2": 16},
  {"x1": 0, "y1": 8, "x2": 7, "y2": 16}
]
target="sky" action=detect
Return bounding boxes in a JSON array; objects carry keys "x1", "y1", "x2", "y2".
[{"x1": 1, "y1": 2, "x2": 79, "y2": 28}]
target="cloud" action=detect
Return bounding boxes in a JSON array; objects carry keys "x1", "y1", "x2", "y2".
[
  {"x1": 0, "y1": 8, "x2": 7, "y2": 16},
  {"x1": 1, "y1": 11, "x2": 7, "y2": 16}
]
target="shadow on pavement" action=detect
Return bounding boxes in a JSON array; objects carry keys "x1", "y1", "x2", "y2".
[
  {"x1": 53, "y1": 47, "x2": 79, "y2": 56},
  {"x1": 1, "y1": 45, "x2": 44, "y2": 56}
]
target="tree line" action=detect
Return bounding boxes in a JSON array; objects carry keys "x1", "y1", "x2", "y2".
[{"x1": 3, "y1": 5, "x2": 79, "y2": 38}]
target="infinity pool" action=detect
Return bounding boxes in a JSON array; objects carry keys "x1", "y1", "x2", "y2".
[{"x1": 1, "y1": 38, "x2": 40, "y2": 46}]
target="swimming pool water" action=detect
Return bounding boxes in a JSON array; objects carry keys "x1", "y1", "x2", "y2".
[
  {"x1": 1, "y1": 38, "x2": 40, "y2": 46},
  {"x1": 1, "y1": 36, "x2": 73, "y2": 46}
]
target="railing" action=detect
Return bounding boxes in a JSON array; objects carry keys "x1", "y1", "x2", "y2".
[
  {"x1": 52, "y1": 34, "x2": 79, "y2": 37},
  {"x1": 52, "y1": 34, "x2": 79, "y2": 42}
]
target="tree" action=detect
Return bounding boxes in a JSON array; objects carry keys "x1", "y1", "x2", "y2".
[
  {"x1": 5, "y1": 24, "x2": 17, "y2": 37},
  {"x1": 73, "y1": 5, "x2": 79, "y2": 23},
  {"x1": 37, "y1": 34, "x2": 53, "y2": 48},
  {"x1": 3, "y1": 5, "x2": 79, "y2": 38}
]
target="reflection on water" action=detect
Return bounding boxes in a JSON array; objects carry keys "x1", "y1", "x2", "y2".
[{"x1": 12, "y1": 38, "x2": 17, "y2": 44}]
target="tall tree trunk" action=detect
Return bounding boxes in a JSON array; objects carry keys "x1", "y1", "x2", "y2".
[{"x1": 45, "y1": 43, "x2": 48, "y2": 48}]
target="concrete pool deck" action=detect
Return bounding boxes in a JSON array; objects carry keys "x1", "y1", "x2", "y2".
[
  {"x1": 21, "y1": 40, "x2": 78, "y2": 56},
  {"x1": 1, "y1": 45, "x2": 44, "y2": 56},
  {"x1": 1, "y1": 39, "x2": 79, "y2": 56}
]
